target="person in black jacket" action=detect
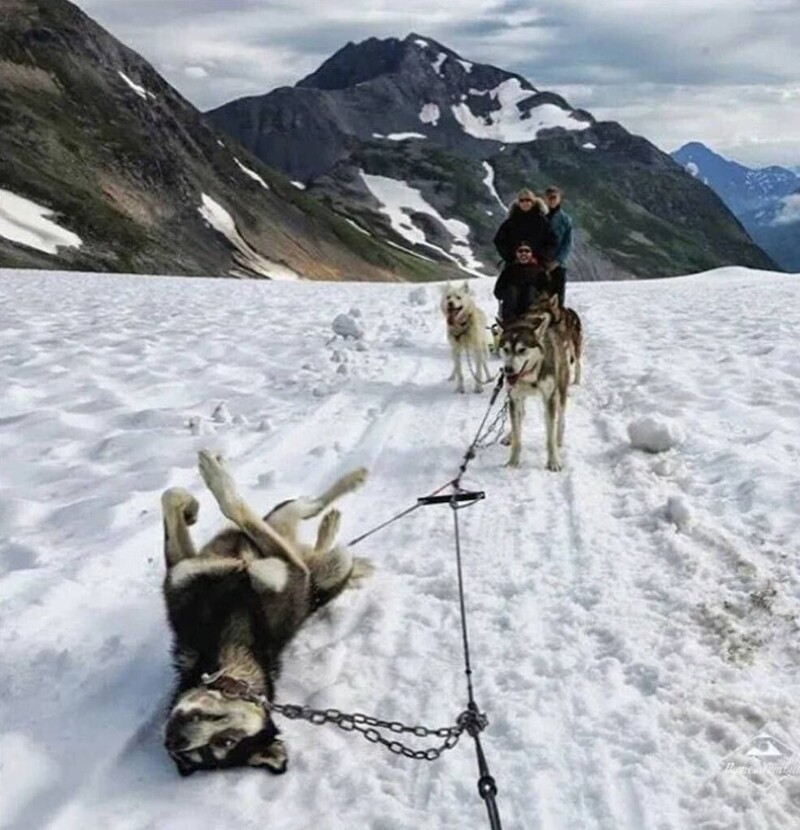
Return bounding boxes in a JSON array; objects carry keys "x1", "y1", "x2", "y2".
[
  {"x1": 493, "y1": 188, "x2": 558, "y2": 266},
  {"x1": 493, "y1": 241, "x2": 552, "y2": 324}
]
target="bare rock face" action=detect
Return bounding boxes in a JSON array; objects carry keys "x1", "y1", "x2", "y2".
[
  {"x1": 208, "y1": 34, "x2": 777, "y2": 281},
  {"x1": 0, "y1": 3, "x2": 459, "y2": 281}
]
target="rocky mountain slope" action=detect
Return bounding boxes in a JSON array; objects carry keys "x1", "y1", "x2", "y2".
[
  {"x1": 208, "y1": 34, "x2": 777, "y2": 280},
  {"x1": 0, "y1": 1, "x2": 456, "y2": 280},
  {"x1": 673, "y1": 143, "x2": 799, "y2": 271}
]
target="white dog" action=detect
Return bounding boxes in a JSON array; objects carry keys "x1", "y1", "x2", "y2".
[{"x1": 440, "y1": 281, "x2": 492, "y2": 393}]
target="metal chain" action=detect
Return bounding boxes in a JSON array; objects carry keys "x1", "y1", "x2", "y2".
[
  {"x1": 473, "y1": 400, "x2": 508, "y2": 450},
  {"x1": 270, "y1": 702, "x2": 471, "y2": 761}
]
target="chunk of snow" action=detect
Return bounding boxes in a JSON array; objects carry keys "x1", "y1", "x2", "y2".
[
  {"x1": 234, "y1": 158, "x2": 270, "y2": 190},
  {"x1": 408, "y1": 286, "x2": 428, "y2": 306},
  {"x1": 211, "y1": 402, "x2": 232, "y2": 424},
  {"x1": 332, "y1": 313, "x2": 364, "y2": 339},
  {"x1": 0, "y1": 188, "x2": 82, "y2": 255},
  {"x1": 627, "y1": 415, "x2": 684, "y2": 453},
  {"x1": 665, "y1": 495, "x2": 694, "y2": 530},
  {"x1": 187, "y1": 415, "x2": 214, "y2": 436}
]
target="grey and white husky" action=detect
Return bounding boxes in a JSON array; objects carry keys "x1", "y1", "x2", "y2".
[
  {"x1": 498, "y1": 295, "x2": 570, "y2": 470},
  {"x1": 160, "y1": 451, "x2": 371, "y2": 776}
]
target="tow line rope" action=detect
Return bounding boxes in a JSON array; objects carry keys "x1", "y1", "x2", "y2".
[{"x1": 274, "y1": 371, "x2": 508, "y2": 829}]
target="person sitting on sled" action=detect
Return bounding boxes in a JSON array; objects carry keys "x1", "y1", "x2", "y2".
[{"x1": 493, "y1": 241, "x2": 553, "y2": 326}]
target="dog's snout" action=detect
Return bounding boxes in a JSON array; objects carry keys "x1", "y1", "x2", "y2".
[{"x1": 165, "y1": 725, "x2": 190, "y2": 752}]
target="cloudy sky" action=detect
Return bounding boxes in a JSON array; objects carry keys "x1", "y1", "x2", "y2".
[{"x1": 79, "y1": 0, "x2": 800, "y2": 168}]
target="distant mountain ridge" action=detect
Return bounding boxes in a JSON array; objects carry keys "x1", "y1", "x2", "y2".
[
  {"x1": 208, "y1": 35, "x2": 776, "y2": 280},
  {"x1": 673, "y1": 142, "x2": 800, "y2": 271},
  {"x1": 0, "y1": 2, "x2": 457, "y2": 280}
]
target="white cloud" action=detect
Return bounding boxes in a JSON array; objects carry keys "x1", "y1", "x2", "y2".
[
  {"x1": 773, "y1": 194, "x2": 800, "y2": 226},
  {"x1": 184, "y1": 66, "x2": 209, "y2": 79}
]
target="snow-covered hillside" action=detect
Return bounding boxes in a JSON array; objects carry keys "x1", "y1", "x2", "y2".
[{"x1": 1, "y1": 268, "x2": 799, "y2": 830}]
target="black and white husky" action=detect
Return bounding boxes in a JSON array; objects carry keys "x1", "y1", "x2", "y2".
[{"x1": 160, "y1": 451, "x2": 371, "y2": 776}]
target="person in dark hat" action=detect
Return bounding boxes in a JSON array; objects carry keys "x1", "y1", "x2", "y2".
[
  {"x1": 544, "y1": 186, "x2": 573, "y2": 308},
  {"x1": 493, "y1": 188, "x2": 558, "y2": 267},
  {"x1": 493, "y1": 241, "x2": 552, "y2": 325}
]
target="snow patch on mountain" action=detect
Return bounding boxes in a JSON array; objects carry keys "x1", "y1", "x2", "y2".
[
  {"x1": 0, "y1": 188, "x2": 83, "y2": 254},
  {"x1": 432, "y1": 53, "x2": 448, "y2": 76},
  {"x1": 419, "y1": 103, "x2": 441, "y2": 126},
  {"x1": 452, "y1": 79, "x2": 586, "y2": 143},
  {"x1": 482, "y1": 161, "x2": 507, "y2": 211},
  {"x1": 198, "y1": 194, "x2": 299, "y2": 280},
  {"x1": 359, "y1": 172, "x2": 486, "y2": 274},
  {"x1": 118, "y1": 71, "x2": 154, "y2": 101},
  {"x1": 373, "y1": 132, "x2": 427, "y2": 141},
  {"x1": 234, "y1": 158, "x2": 270, "y2": 190}
]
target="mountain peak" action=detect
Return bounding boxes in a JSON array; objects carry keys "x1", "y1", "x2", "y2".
[{"x1": 296, "y1": 36, "x2": 409, "y2": 90}]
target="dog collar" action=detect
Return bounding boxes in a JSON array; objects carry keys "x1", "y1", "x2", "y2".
[
  {"x1": 505, "y1": 360, "x2": 539, "y2": 388},
  {"x1": 201, "y1": 672, "x2": 268, "y2": 708}
]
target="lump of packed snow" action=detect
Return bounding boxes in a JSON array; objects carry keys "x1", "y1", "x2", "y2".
[
  {"x1": 332, "y1": 313, "x2": 363, "y2": 340},
  {"x1": 627, "y1": 415, "x2": 684, "y2": 453},
  {"x1": 211, "y1": 402, "x2": 232, "y2": 424},
  {"x1": 408, "y1": 286, "x2": 427, "y2": 306},
  {"x1": 665, "y1": 495, "x2": 694, "y2": 531}
]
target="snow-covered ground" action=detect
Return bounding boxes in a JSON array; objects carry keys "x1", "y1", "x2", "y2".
[{"x1": 1, "y1": 267, "x2": 799, "y2": 830}]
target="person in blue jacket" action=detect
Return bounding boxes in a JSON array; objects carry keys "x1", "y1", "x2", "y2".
[{"x1": 544, "y1": 186, "x2": 573, "y2": 308}]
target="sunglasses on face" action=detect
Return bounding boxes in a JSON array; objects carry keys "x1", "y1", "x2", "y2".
[
  {"x1": 518, "y1": 198, "x2": 533, "y2": 203},
  {"x1": 517, "y1": 248, "x2": 532, "y2": 254}
]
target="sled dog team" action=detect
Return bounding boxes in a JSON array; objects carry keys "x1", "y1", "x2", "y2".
[
  {"x1": 441, "y1": 279, "x2": 583, "y2": 472},
  {"x1": 156, "y1": 185, "x2": 580, "y2": 778},
  {"x1": 158, "y1": 277, "x2": 584, "y2": 779}
]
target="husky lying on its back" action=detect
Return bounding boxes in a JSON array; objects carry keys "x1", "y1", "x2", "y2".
[
  {"x1": 160, "y1": 451, "x2": 371, "y2": 776},
  {"x1": 440, "y1": 281, "x2": 492, "y2": 393}
]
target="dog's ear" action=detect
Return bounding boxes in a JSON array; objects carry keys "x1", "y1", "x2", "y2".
[
  {"x1": 534, "y1": 314, "x2": 551, "y2": 341},
  {"x1": 247, "y1": 739, "x2": 288, "y2": 774}
]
